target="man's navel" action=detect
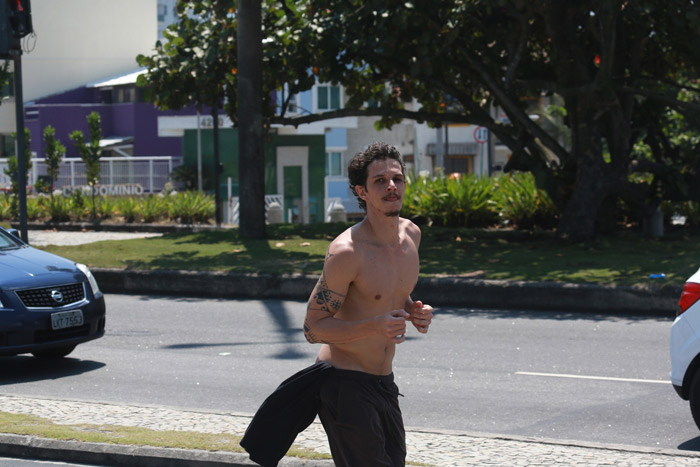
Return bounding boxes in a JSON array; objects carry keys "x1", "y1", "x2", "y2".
[{"x1": 374, "y1": 294, "x2": 381, "y2": 300}]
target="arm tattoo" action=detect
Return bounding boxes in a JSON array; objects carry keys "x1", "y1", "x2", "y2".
[
  {"x1": 304, "y1": 273, "x2": 345, "y2": 344},
  {"x1": 309, "y1": 274, "x2": 345, "y2": 314},
  {"x1": 303, "y1": 319, "x2": 326, "y2": 344}
]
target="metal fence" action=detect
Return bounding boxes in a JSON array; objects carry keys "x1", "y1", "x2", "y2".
[
  {"x1": 228, "y1": 194, "x2": 284, "y2": 226},
  {"x1": 0, "y1": 156, "x2": 182, "y2": 194}
]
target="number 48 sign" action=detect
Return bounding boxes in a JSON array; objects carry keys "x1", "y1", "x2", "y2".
[{"x1": 474, "y1": 126, "x2": 489, "y2": 144}]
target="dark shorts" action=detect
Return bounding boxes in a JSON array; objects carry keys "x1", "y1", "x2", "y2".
[{"x1": 318, "y1": 368, "x2": 406, "y2": 467}]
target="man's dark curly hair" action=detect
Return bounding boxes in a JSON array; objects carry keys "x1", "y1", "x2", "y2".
[{"x1": 348, "y1": 142, "x2": 406, "y2": 212}]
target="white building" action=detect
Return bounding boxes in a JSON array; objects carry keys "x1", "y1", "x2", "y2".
[{"x1": 0, "y1": 0, "x2": 158, "y2": 152}]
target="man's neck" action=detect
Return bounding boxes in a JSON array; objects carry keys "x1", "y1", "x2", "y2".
[{"x1": 362, "y1": 210, "x2": 401, "y2": 245}]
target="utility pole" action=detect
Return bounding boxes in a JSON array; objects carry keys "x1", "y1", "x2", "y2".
[
  {"x1": 12, "y1": 49, "x2": 28, "y2": 242},
  {"x1": 1, "y1": 0, "x2": 33, "y2": 242}
]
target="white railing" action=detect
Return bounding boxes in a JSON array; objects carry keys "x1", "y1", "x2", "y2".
[
  {"x1": 228, "y1": 194, "x2": 284, "y2": 226},
  {"x1": 0, "y1": 156, "x2": 182, "y2": 193}
]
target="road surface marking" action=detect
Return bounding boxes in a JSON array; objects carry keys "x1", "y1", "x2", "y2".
[{"x1": 516, "y1": 371, "x2": 670, "y2": 384}]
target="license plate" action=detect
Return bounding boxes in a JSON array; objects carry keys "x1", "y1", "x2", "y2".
[{"x1": 51, "y1": 309, "x2": 84, "y2": 330}]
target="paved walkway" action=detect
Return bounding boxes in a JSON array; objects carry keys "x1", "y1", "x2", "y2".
[
  {"x1": 1, "y1": 394, "x2": 699, "y2": 466},
  {"x1": 26, "y1": 230, "x2": 162, "y2": 246}
]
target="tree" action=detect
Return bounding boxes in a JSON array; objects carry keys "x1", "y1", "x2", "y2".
[
  {"x1": 137, "y1": 0, "x2": 236, "y2": 228},
  {"x1": 43, "y1": 125, "x2": 65, "y2": 196},
  {"x1": 2, "y1": 127, "x2": 31, "y2": 218},
  {"x1": 137, "y1": 0, "x2": 320, "y2": 238},
  {"x1": 271, "y1": 0, "x2": 700, "y2": 241},
  {"x1": 138, "y1": 0, "x2": 700, "y2": 241},
  {"x1": 69, "y1": 112, "x2": 103, "y2": 220}
]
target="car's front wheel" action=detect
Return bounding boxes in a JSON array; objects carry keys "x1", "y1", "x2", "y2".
[{"x1": 31, "y1": 345, "x2": 76, "y2": 359}]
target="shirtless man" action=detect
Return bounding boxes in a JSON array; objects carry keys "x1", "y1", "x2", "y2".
[{"x1": 303, "y1": 142, "x2": 434, "y2": 466}]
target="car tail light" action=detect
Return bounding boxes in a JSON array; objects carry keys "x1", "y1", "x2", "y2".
[{"x1": 679, "y1": 282, "x2": 700, "y2": 316}]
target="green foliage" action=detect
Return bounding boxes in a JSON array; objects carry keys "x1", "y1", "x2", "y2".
[
  {"x1": 170, "y1": 165, "x2": 201, "y2": 191},
  {"x1": 403, "y1": 172, "x2": 558, "y2": 229},
  {"x1": 97, "y1": 197, "x2": 118, "y2": 220},
  {"x1": 116, "y1": 196, "x2": 139, "y2": 223},
  {"x1": 0, "y1": 192, "x2": 217, "y2": 225},
  {"x1": 0, "y1": 195, "x2": 12, "y2": 220},
  {"x1": 70, "y1": 189, "x2": 88, "y2": 219},
  {"x1": 138, "y1": 195, "x2": 167, "y2": 223},
  {"x1": 403, "y1": 173, "x2": 497, "y2": 228},
  {"x1": 2, "y1": 128, "x2": 32, "y2": 218},
  {"x1": 492, "y1": 172, "x2": 558, "y2": 230},
  {"x1": 43, "y1": 125, "x2": 66, "y2": 193},
  {"x1": 168, "y1": 191, "x2": 215, "y2": 224},
  {"x1": 44, "y1": 195, "x2": 72, "y2": 222},
  {"x1": 25, "y1": 197, "x2": 43, "y2": 221},
  {"x1": 69, "y1": 112, "x2": 103, "y2": 220}
]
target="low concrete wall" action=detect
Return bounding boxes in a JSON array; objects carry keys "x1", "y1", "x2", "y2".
[{"x1": 93, "y1": 268, "x2": 680, "y2": 317}]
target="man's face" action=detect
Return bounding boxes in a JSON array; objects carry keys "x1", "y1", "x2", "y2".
[{"x1": 358, "y1": 158, "x2": 406, "y2": 217}]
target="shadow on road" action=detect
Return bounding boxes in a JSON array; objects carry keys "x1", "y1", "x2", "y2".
[
  {"x1": 0, "y1": 356, "x2": 105, "y2": 385},
  {"x1": 263, "y1": 300, "x2": 307, "y2": 360},
  {"x1": 678, "y1": 435, "x2": 700, "y2": 451}
]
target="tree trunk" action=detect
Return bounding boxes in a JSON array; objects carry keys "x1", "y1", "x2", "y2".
[
  {"x1": 556, "y1": 92, "x2": 610, "y2": 242},
  {"x1": 556, "y1": 163, "x2": 610, "y2": 242},
  {"x1": 237, "y1": 0, "x2": 266, "y2": 239}
]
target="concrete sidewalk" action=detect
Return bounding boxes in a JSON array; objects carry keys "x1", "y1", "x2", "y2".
[{"x1": 1, "y1": 394, "x2": 700, "y2": 466}]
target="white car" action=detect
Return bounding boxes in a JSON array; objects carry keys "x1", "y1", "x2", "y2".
[{"x1": 670, "y1": 267, "x2": 700, "y2": 429}]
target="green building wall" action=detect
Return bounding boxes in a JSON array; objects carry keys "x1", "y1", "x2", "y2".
[{"x1": 182, "y1": 128, "x2": 326, "y2": 223}]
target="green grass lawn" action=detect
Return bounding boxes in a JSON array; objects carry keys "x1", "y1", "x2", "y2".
[{"x1": 37, "y1": 223, "x2": 700, "y2": 287}]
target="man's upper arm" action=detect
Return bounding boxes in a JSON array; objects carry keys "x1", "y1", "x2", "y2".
[
  {"x1": 303, "y1": 245, "x2": 356, "y2": 343},
  {"x1": 308, "y1": 246, "x2": 355, "y2": 316}
]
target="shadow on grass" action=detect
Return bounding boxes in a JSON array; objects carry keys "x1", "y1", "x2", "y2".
[
  {"x1": 122, "y1": 240, "x2": 325, "y2": 274},
  {"x1": 0, "y1": 356, "x2": 105, "y2": 385}
]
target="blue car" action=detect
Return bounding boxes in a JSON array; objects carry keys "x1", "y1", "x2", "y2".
[{"x1": 0, "y1": 226, "x2": 105, "y2": 358}]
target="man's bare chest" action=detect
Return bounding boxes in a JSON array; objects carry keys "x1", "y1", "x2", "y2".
[{"x1": 352, "y1": 244, "x2": 419, "y2": 301}]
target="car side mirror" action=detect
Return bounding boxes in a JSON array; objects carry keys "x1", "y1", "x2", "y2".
[{"x1": 7, "y1": 228, "x2": 20, "y2": 239}]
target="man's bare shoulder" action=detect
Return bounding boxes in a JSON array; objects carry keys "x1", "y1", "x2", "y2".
[
  {"x1": 400, "y1": 217, "x2": 422, "y2": 243},
  {"x1": 325, "y1": 226, "x2": 360, "y2": 266}
]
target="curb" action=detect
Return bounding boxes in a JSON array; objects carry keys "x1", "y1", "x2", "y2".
[
  {"x1": 92, "y1": 268, "x2": 680, "y2": 317},
  {"x1": 0, "y1": 433, "x2": 333, "y2": 467}
]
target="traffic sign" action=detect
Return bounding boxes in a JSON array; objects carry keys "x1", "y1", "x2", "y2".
[{"x1": 474, "y1": 126, "x2": 488, "y2": 144}]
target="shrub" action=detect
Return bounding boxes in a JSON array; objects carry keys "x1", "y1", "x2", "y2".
[
  {"x1": 0, "y1": 195, "x2": 12, "y2": 221},
  {"x1": 70, "y1": 190, "x2": 88, "y2": 220},
  {"x1": 138, "y1": 195, "x2": 167, "y2": 223},
  {"x1": 403, "y1": 173, "x2": 497, "y2": 227},
  {"x1": 116, "y1": 196, "x2": 139, "y2": 223},
  {"x1": 26, "y1": 197, "x2": 43, "y2": 221},
  {"x1": 168, "y1": 191, "x2": 215, "y2": 224},
  {"x1": 493, "y1": 172, "x2": 558, "y2": 229},
  {"x1": 97, "y1": 197, "x2": 118, "y2": 220},
  {"x1": 45, "y1": 195, "x2": 72, "y2": 222}
]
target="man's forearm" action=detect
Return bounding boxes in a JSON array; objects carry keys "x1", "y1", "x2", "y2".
[{"x1": 303, "y1": 314, "x2": 377, "y2": 344}]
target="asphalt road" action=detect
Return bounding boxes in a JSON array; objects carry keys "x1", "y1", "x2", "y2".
[{"x1": 0, "y1": 294, "x2": 698, "y2": 453}]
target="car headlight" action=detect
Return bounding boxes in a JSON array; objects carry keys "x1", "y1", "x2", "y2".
[{"x1": 76, "y1": 263, "x2": 102, "y2": 298}]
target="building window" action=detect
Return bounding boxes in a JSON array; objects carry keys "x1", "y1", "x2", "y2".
[
  {"x1": 326, "y1": 152, "x2": 342, "y2": 176},
  {"x1": 317, "y1": 85, "x2": 341, "y2": 111},
  {"x1": 158, "y1": 4, "x2": 167, "y2": 21}
]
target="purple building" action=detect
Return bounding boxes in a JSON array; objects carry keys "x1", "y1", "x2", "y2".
[{"x1": 25, "y1": 70, "x2": 189, "y2": 159}]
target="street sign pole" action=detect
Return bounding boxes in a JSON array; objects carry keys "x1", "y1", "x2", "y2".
[{"x1": 12, "y1": 47, "x2": 28, "y2": 242}]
